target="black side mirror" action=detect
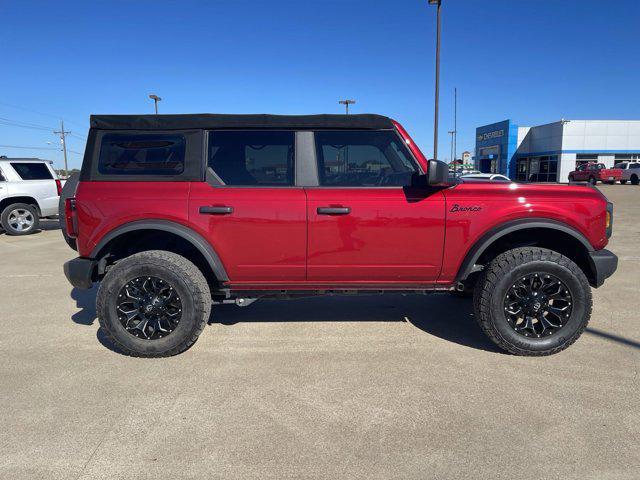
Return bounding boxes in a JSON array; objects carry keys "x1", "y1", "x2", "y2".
[{"x1": 427, "y1": 159, "x2": 450, "y2": 186}]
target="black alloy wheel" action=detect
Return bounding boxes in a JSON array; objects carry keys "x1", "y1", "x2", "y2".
[
  {"x1": 503, "y1": 273, "x2": 572, "y2": 338},
  {"x1": 116, "y1": 276, "x2": 182, "y2": 340}
]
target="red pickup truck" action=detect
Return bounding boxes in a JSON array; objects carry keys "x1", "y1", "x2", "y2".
[
  {"x1": 61, "y1": 114, "x2": 617, "y2": 358},
  {"x1": 568, "y1": 162, "x2": 623, "y2": 185}
]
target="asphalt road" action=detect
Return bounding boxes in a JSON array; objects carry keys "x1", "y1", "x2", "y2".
[{"x1": 0, "y1": 185, "x2": 638, "y2": 479}]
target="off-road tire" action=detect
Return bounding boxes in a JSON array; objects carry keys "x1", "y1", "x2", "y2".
[
  {"x1": 1, "y1": 203, "x2": 39, "y2": 235},
  {"x1": 473, "y1": 247, "x2": 592, "y2": 356},
  {"x1": 97, "y1": 250, "x2": 211, "y2": 357}
]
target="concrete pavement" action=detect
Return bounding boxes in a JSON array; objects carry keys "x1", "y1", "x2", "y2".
[{"x1": 0, "y1": 185, "x2": 638, "y2": 479}]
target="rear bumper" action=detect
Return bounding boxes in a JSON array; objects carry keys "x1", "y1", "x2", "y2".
[
  {"x1": 63, "y1": 257, "x2": 96, "y2": 289},
  {"x1": 588, "y1": 249, "x2": 618, "y2": 288}
]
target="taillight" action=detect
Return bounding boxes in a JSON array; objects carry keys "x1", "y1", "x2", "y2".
[
  {"x1": 65, "y1": 198, "x2": 78, "y2": 238},
  {"x1": 55, "y1": 179, "x2": 62, "y2": 196}
]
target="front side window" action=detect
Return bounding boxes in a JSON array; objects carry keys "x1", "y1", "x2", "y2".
[
  {"x1": 98, "y1": 134, "x2": 186, "y2": 175},
  {"x1": 208, "y1": 131, "x2": 294, "y2": 186},
  {"x1": 314, "y1": 130, "x2": 418, "y2": 187},
  {"x1": 11, "y1": 162, "x2": 53, "y2": 180}
]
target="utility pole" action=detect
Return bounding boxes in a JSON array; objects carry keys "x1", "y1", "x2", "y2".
[
  {"x1": 428, "y1": 0, "x2": 442, "y2": 160},
  {"x1": 53, "y1": 120, "x2": 70, "y2": 178},
  {"x1": 339, "y1": 99, "x2": 356, "y2": 114}
]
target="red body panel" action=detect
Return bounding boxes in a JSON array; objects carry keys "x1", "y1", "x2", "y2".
[
  {"x1": 438, "y1": 182, "x2": 609, "y2": 282},
  {"x1": 188, "y1": 183, "x2": 307, "y2": 283},
  {"x1": 305, "y1": 188, "x2": 445, "y2": 282},
  {"x1": 75, "y1": 181, "x2": 191, "y2": 257}
]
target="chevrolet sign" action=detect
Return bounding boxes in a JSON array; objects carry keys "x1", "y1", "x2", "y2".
[{"x1": 477, "y1": 129, "x2": 505, "y2": 142}]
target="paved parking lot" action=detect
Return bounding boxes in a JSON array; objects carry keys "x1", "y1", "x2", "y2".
[{"x1": 0, "y1": 185, "x2": 638, "y2": 479}]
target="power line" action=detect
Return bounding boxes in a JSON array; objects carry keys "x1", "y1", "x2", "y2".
[
  {"x1": 0, "y1": 117, "x2": 53, "y2": 132},
  {"x1": 0, "y1": 100, "x2": 87, "y2": 129},
  {"x1": 0, "y1": 144, "x2": 59, "y2": 150}
]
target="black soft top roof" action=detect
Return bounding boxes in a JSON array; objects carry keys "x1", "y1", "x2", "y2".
[{"x1": 90, "y1": 113, "x2": 395, "y2": 131}]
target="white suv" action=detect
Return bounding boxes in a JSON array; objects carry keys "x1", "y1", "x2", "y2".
[{"x1": 0, "y1": 157, "x2": 61, "y2": 235}]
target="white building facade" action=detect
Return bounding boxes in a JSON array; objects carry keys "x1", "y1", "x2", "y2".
[{"x1": 475, "y1": 119, "x2": 640, "y2": 182}]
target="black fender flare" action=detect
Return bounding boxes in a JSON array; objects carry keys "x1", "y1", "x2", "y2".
[
  {"x1": 455, "y1": 218, "x2": 594, "y2": 282},
  {"x1": 90, "y1": 219, "x2": 229, "y2": 282}
]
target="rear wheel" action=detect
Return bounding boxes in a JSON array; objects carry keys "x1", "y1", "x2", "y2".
[
  {"x1": 588, "y1": 176, "x2": 597, "y2": 185},
  {"x1": 568, "y1": 175, "x2": 574, "y2": 182},
  {"x1": 631, "y1": 174, "x2": 639, "y2": 185},
  {"x1": 1, "y1": 203, "x2": 39, "y2": 235},
  {"x1": 97, "y1": 250, "x2": 211, "y2": 357},
  {"x1": 473, "y1": 247, "x2": 592, "y2": 356}
]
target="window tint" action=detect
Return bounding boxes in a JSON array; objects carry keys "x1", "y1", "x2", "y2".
[
  {"x1": 630, "y1": 163, "x2": 640, "y2": 169},
  {"x1": 98, "y1": 134, "x2": 185, "y2": 175},
  {"x1": 208, "y1": 131, "x2": 294, "y2": 186},
  {"x1": 314, "y1": 131, "x2": 418, "y2": 187},
  {"x1": 11, "y1": 162, "x2": 53, "y2": 180}
]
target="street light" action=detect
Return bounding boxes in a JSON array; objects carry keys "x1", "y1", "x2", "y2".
[
  {"x1": 339, "y1": 99, "x2": 356, "y2": 114},
  {"x1": 148, "y1": 94, "x2": 162, "y2": 114},
  {"x1": 428, "y1": 0, "x2": 442, "y2": 160}
]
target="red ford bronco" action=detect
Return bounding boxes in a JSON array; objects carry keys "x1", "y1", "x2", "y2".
[{"x1": 62, "y1": 114, "x2": 617, "y2": 357}]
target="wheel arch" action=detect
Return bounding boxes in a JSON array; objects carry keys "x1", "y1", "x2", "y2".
[
  {"x1": 0, "y1": 196, "x2": 41, "y2": 216},
  {"x1": 91, "y1": 220, "x2": 229, "y2": 285},
  {"x1": 456, "y1": 219, "x2": 596, "y2": 285}
]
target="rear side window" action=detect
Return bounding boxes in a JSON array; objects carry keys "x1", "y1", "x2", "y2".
[
  {"x1": 11, "y1": 162, "x2": 53, "y2": 180},
  {"x1": 208, "y1": 131, "x2": 294, "y2": 186},
  {"x1": 314, "y1": 130, "x2": 418, "y2": 187},
  {"x1": 98, "y1": 134, "x2": 186, "y2": 175}
]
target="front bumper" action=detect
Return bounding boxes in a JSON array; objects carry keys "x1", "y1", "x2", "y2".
[
  {"x1": 63, "y1": 257, "x2": 96, "y2": 289},
  {"x1": 588, "y1": 249, "x2": 618, "y2": 288}
]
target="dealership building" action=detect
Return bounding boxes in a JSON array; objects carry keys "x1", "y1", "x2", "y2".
[{"x1": 475, "y1": 119, "x2": 640, "y2": 182}]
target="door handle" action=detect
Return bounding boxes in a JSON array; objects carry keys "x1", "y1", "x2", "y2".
[
  {"x1": 199, "y1": 206, "x2": 233, "y2": 215},
  {"x1": 317, "y1": 207, "x2": 351, "y2": 215}
]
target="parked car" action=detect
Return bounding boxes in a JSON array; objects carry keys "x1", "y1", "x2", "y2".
[
  {"x1": 62, "y1": 113, "x2": 617, "y2": 357},
  {"x1": 613, "y1": 161, "x2": 640, "y2": 185},
  {"x1": 568, "y1": 163, "x2": 622, "y2": 185},
  {"x1": 461, "y1": 173, "x2": 511, "y2": 182},
  {"x1": 0, "y1": 157, "x2": 62, "y2": 235}
]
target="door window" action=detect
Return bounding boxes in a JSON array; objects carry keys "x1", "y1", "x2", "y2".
[
  {"x1": 208, "y1": 131, "x2": 294, "y2": 186},
  {"x1": 314, "y1": 131, "x2": 418, "y2": 187}
]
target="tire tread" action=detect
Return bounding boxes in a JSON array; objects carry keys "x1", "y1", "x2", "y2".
[
  {"x1": 473, "y1": 247, "x2": 592, "y2": 356},
  {"x1": 96, "y1": 250, "x2": 211, "y2": 357}
]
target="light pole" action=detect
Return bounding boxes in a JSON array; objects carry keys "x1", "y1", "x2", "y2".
[
  {"x1": 149, "y1": 94, "x2": 162, "y2": 114},
  {"x1": 428, "y1": 0, "x2": 441, "y2": 160},
  {"x1": 448, "y1": 130, "x2": 455, "y2": 168},
  {"x1": 339, "y1": 99, "x2": 356, "y2": 114}
]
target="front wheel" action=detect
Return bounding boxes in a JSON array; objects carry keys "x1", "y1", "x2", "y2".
[
  {"x1": 96, "y1": 250, "x2": 211, "y2": 357},
  {"x1": 473, "y1": 247, "x2": 592, "y2": 356}
]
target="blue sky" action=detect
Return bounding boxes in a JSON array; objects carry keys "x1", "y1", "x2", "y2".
[{"x1": 1, "y1": 0, "x2": 639, "y2": 170}]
